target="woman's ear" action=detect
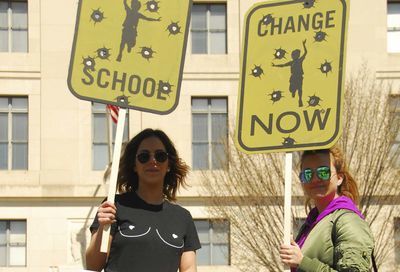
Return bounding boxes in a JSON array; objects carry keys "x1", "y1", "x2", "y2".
[{"x1": 337, "y1": 173, "x2": 344, "y2": 186}]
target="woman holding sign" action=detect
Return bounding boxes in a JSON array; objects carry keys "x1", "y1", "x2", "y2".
[
  {"x1": 86, "y1": 129, "x2": 200, "y2": 272},
  {"x1": 280, "y1": 147, "x2": 375, "y2": 271}
]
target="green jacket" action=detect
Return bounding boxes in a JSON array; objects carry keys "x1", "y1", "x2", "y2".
[{"x1": 298, "y1": 209, "x2": 374, "y2": 272}]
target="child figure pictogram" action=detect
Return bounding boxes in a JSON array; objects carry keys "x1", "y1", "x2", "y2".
[
  {"x1": 116, "y1": 0, "x2": 161, "y2": 62},
  {"x1": 272, "y1": 39, "x2": 307, "y2": 107}
]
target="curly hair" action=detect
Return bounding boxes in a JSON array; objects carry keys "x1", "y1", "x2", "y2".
[
  {"x1": 116, "y1": 128, "x2": 189, "y2": 201},
  {"x1": 301, "y1": 146, "x2": 359, "y2": 208}
]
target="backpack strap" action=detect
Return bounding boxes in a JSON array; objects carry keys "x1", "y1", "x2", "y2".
[{"x1": 331, "y1": 210, "x2": 378, "y2": 272}]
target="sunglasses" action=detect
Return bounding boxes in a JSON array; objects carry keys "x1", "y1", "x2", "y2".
[
  {"x1": 299, "y1": 166, "x2": 331, "y2": 183},
  {"x1": 136, "y1": 151, "x2": 169, "y2": 164}
]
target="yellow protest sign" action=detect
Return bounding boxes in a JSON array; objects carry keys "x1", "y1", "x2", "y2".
[
  {"x1": 68, "y1": 0, "x2": 192, "y2": 114},
  {"x1": 236, "y1": 0, "x2": 349, "y2": 153}
]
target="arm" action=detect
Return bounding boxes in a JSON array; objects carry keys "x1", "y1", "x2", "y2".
[
  {"x1": 272, "y1": 61, "x2": 292, "y2": 67},
  {"x1": 85, "y1": 228, "x2": 113, "y2": 271},
  {"x1": 179, "y1": 251, "x2": 197, "y2": 272},
  {"x1": 298, "y1": 213, "x2": 374, "y2": 272},
  {"x1": 139, "y1": 13, "x2": 161, "y2": 21},
  {"x1": 301, "y1": 39, "x2": 307, "y2": 60},
  {"x1": 85, "y1": 201, "x2": 117, "y2": 271}
]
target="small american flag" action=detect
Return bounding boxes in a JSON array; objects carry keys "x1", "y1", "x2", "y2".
[{"x1": 106, "y1": 105, "x2": 119, "y2": 124}]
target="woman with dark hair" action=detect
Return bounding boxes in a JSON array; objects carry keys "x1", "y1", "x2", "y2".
[
  {"x1": 86, "y1": 129, "x2": 200, "y2": 272},
  {"x1": 280, "y1": 146, "x2": 375, "y2": 271}
]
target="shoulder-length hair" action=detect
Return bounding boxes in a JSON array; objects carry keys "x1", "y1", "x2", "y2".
[
  {"x1": 116, "y1": 128, "x2": 189, "y2": 201},
  {"x1": 301, "y1": 146, "x2": 359, "y2": 209}
]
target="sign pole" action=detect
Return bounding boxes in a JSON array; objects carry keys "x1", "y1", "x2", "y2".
[
  {"x1": 283, "y1": 152, "x2": 292, "y2": 272},
  {"x1": 100, "y1": 108, "x2": 127, "y2": 253}
]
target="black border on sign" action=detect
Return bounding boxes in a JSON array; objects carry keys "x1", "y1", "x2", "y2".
[
  {"x1": 67, "y1": 0, "x2": 193, "y2": 115},
  {"x1": 237, "y1": 0, "x2": 347, "y2": 152}
]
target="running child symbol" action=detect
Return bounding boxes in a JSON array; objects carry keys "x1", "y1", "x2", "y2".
[
  {"x1": 116, "y1": 0, "x2": 161, "y2": 62},
  {"x1": 272, "y1": 40, "x2": 307, "y2": 107}
]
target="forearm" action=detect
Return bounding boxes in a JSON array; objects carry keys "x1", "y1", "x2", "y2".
[{"x1": 85, "y1": 227, "x2": 109, "y2": 271}]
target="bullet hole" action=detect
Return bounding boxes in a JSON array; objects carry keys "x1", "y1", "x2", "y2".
[
  {"x1": 269, "y1": 90, "x2": 283, "y2": 103},
  {"x1": 139, "y1": 47, "x2": 155, "y2": 60},
  {"x1": 274, "y1": 48, "x2": 287, "y2": 59},
  {"x1": 303, "y1": 0, "x2": 316, "y2": 9},
  {"x1": 261, "y1": 14, "x2": 273, "y2": 26},
  {"x1": 319, "y1": 60, "x2": 332, "y2": 76},
  {"x1": 251, "y1": 65, "x2": 264, "y2": 78},
  {"x1": 96, "y1": 47, "x2": 111, "y2": 60},
  {"x1": 116, "y1": 95, "x2": 130, "y2": 106},
  {"x1": 282, "y1": 136, "x2": 296, "y2": 147},
  {"x1": 307, "y1": 95, "x2": 322, "y2": 107},
  {"x1": 146, "y1": 1, "x2": 160, "y2": 12},
  {"x1": 91, "y1": 9, "x2": 105, "y2": 24},
  {"x1": 314, "y1": 30, "x2": 327, "y2": 42},
  {"x1": 82, "y1": 56, "x2": 96, "y2": 71},
  {"x1": 159, "y1": 81, "x2": 173, "y2": 96},
  {"x1": 166, "y1": 22, "x2": 181, "y2": 35}
]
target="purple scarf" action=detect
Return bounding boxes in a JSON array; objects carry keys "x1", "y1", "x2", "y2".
[{"x1": 296, "y1": 196, "x2": 364, "y2": 249}]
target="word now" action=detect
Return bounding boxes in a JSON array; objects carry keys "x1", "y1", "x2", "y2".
[{"x1": 250, "y1": 108, "x2": 331, "y2": 135}]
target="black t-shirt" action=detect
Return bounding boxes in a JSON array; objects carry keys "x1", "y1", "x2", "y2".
[{"x1": 90, "y1": 192, "x2": 201, "y2": 272}]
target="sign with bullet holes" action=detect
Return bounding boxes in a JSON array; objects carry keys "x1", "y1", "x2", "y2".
[
  {"x1": 235, "y1": 0, "x2": 349, "y2": 153},
  {"x1": 68, "y1": 0, "x2": 192, "y2": 114}
]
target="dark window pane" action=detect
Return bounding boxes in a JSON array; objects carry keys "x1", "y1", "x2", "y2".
[
  {"x1": 191, "y1": 32, "x2": 207, "y2": 54},
  {"x1": 12, "y1": 113, "x2": 28, "y2": 141},
  {"x1": 192, "y1": 114, "x2": 208, "y2": 142},
  {"x1": 192, "y1": 143, "x2": 208, "y2": 170},
  {"x1": 0, "y1": 113, "x2": 8, "y2": 140},
  {"x1": 12, "y1": 143, "x2": 27, "y2": 169},
  {"x1": 0, "y1": 143, "x2": 7, "y2": 169},
  {"x1": 191, "y1": 5, "x2": 207, "y2": 29},
  {"x1": 93, "y1": 144, "x2": 108, "y2": 170}
]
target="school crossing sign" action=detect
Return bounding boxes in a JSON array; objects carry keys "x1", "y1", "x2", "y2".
[
  {"x1": 68, "y1": 0, "x2": 192, "y2": 114},
  {"x1": 236, "y1": 0, "x2": 349, "y2": 153}
]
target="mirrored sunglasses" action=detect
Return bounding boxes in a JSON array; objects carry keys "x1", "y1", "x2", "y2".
[
  {"x1": 136, "y1": 151, "x2": 169, "y2": 164},
  {"x1": 299, "y1": 166, "x2": 331, "y2": 183}
]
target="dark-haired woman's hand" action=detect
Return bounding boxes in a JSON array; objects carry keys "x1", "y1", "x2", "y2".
[
  {"x1": 280, "y1": 237, "x2": 303, "y2": 268},
  {"x1": 97, "y1": 201, "x2": 117, "y2": 226}
]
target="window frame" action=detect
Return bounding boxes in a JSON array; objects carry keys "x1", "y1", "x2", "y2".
[
  {"x1": 91, "y1": 103, "x2": 129, "y2": 171},
  {"x1": 0, "y1": 96, "x2": 28, "y2": 170},
  {"x1": 194, "y1": 219, "x2": 230, "y2": 266},
  {"x1": 191, "y1": 97, "x2": 228, "y2": 170},
  {"x1": 387, "y1": 0, "x2": 400, "y2": 52},
  {"x1": 0, "y1": 219, "x2": 27, "y2": 267},
  {"x1": 190, "y1": 3, "x2": 227, "y2": 54},
  {"x1": 0, "y1": 0, "x2": 29, "y2": 52}
]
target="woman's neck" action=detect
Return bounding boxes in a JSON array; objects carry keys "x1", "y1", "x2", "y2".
[
  {"x1": 315, "y1": 193, "x2": 339, "y2": 213},
  {"x1": 136, "y1": 186, "x2": 164, "y2": 205}
]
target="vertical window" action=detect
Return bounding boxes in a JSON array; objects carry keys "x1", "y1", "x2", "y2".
[
  {"x1": 388, "y1": 0, "x2": 400, "y2": 53},
  {"x1": 0, "y1": 97, "x2": 28, "y2": 170},
  {"x1": 92, "y1": 103, "x2": 129, "y2": 170},
  {"x1": 192, "y1": 97, "x2": 228, "y2": 170},
  {"x1": 195, "y1": 219, "x2": 229, "y2": 266},
  {"x1": 390, "y1": 96, "x2": 400, "y2": 167},
  {"x1": 0, "y1": 0, "x2": 28, "y2": 52},
  {"x1": 0, "y1": 220, "x2": 27, "y2": 267},
  {"x1": 191, "y1": 3, "x2": 227, "y2": 54},
  {"x1": 395, "y1": 218, "x2": 400, "y2": 268}
]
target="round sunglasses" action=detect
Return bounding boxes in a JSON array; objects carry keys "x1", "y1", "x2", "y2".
[
  {"x1": 136, "y1": 151, "x2": 169, "y2": 164},
  {"x1": 299, "y1": 166, "x2": 331, "y2": 183}
]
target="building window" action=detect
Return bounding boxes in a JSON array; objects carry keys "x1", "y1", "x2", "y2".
[
  {"x1": 192, "y1": 97, "x2": 228, "y2": 170},
  {"x1": 191, "y1": 3, "x2": 227, "y2": 54},
  {"x1": 0, "y1": 97, "x2": 28, "y2": 170},
  {"x1": 0, "y1": 220, "x2": 26, "y2": 267},
  {"x1": 0, "y1": 0, "x2": 28, "y2": 52},
  {"x1": 388, "y1": 0, "x2": 400, "y2": 53},
  {"x1": 92, "y1": 103, "x2": 129, "y2": 170},
  {"x1": 195, "y1": 219, "x2": 230, "y2": 266},
  {"x1": 395, "y1": 218, "x2": 400, "y2": 268}
]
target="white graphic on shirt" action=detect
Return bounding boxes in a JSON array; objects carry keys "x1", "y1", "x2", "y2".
[
  {"x1": 156, "y1": 229, "x2": 184, "y2": 248},
  {"x1": 119, "y1": 226, "x2": 151, "y2": 238}
]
